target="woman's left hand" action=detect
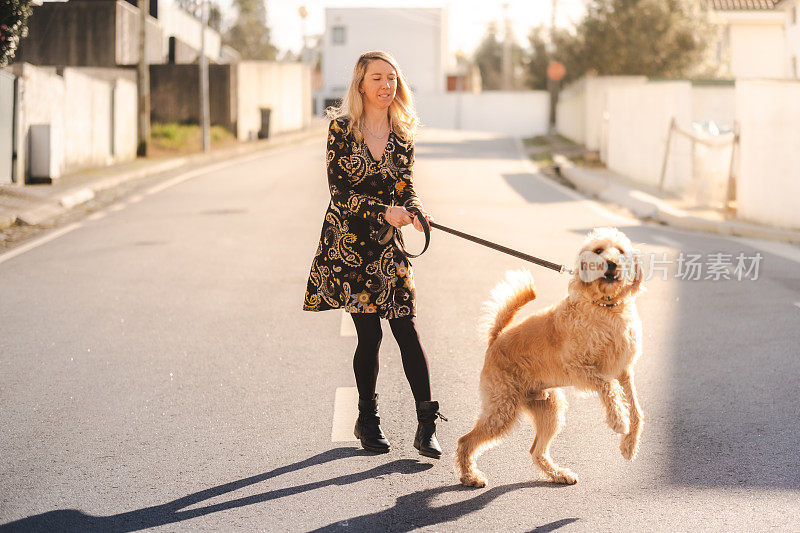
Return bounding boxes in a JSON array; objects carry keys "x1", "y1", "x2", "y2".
[{"x1": 412, "y1": 211, "x2": 434, "y2": 232}]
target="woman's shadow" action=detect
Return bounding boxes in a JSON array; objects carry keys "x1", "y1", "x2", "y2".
[{"x1": 0, "y1": 447, "x2": 577, "y2": 532}]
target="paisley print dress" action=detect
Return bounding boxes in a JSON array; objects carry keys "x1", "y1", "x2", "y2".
[{"x1": 302, "y1": 117, "x2": 426, "y2": 319}]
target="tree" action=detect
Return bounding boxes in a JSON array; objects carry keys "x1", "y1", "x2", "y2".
[
  {"x1": 0, "y1": 0, "x2": 33, "y2": 67},
  {"x1": 223, "y1": 0, "x2": 277, "y2": 60},
  {"x1": 473, "y1": 23, "x2": 526, "y2": 90},
  {"x1": 525, "y1": 0, "x2": 715, "y2": 85}
]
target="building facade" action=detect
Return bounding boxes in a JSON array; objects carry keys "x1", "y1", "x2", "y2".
[{"x1": 318, "y1": 7, "x2": 448, "y2": 113}]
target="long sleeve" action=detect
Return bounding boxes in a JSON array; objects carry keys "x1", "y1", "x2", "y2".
[
  {"x1": 394, "y1": 140, "x2": 426, "y2": 213},
  {"x1": 327, "y1": 120, "x2": 389, "y2": 225}
]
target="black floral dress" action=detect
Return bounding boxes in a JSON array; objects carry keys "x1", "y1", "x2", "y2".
[{"x1": 302, "y1": 117, "x2": 425, "y2": 319}]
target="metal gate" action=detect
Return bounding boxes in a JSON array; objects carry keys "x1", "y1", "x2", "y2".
[{"x1": 0, "y1": 70, "x2": 16, "y2": 184}]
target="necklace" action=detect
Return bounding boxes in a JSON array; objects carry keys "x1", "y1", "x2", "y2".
[{"x1": 362, "y1": 119, "x2": 389, "y2": 139}]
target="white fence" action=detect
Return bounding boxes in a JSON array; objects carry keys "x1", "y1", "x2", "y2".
[
  {"x1": 415, "y1": 91, "x2": 550, "y2": 137},
  {"x1": 735, "y1": 80, "x2": 800, "y2": 229}
]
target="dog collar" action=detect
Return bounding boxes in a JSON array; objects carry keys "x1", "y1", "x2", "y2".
[{"x1": 593, "y1": 297, "x2": 621, "y2": 308}]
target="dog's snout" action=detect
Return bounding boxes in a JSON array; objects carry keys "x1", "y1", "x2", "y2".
[{"x1": 606, "y1": 261, "x2": 618, "y2": 272}]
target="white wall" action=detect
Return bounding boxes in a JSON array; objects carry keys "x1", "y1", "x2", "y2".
[
  {"x1": 4, "y1": 63, "x2": 138, "y2": 182},
  {"x1": 556, "y1": 78, "x2": 586, "y2": 145},
  {"x1": 735, "y1": 80, "x2": 800, "y2": 229},
  {"x1": 415, "y1": 91, "x2": 549, "y2": 137},
  {"x1": 321, "y1": 7, "x2": 446, "y2": 107},
  {"x1": 691, "y1": 85, "x2": 736, "y2": 126},
  {"x1": 556, "y1": 76, "x2": 647, "y2": 152},
  {"x1": 236, "y1": 61, "x2": 312, "y2": 141},
  {"x1": 606, "y1": 81, "x2": 693, "y2": 191},
  {"x1": 729, "y1": 22, "x2": 787, "y2": 78}
]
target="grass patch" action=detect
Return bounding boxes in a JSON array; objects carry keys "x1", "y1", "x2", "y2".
[{"x1": 150, "y1": 122, "x2": 237, "y2": 155}]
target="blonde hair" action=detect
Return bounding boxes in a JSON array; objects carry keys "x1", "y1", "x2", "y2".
[{"x1": 325, "y1": 50, "x2": 420, "y2": 143}]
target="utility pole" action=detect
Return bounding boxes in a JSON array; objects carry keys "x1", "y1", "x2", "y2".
[
  {"x1": 547, "y1": 0, "x2": 559, "y2": 133},
  {"x1": 137, "y1": 0, "x2": 150, "y2": 156},
  {"x1": 501, "y1": 2, "x2": 511, "y2": 91},
  {"x1": 199, "y1": 0, "x2": 210, "y2": 152}
]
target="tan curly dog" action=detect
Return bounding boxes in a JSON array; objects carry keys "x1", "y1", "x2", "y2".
[{"x1": 456, "y1": 227, "x2": 645, "y2": 487}]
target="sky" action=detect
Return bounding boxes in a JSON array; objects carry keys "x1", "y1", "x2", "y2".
[{"x1": 218, "y1": 0, "x2": 588, "y2": 56}]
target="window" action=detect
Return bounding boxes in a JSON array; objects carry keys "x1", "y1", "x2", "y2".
[{"x1": 332, "y1": 26, "x2": 346, "y2": 45}]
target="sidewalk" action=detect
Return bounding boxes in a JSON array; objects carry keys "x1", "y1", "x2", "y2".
[
  {"x1": 0, "y1": 119, "x2": 328, "y2": 229},
  {"x1": 552, "y1": 154, "x2": 800, "y2": 245}
]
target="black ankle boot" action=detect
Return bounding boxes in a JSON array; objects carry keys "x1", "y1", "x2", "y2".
[
  {"x1": 414, "y1": 400, "x2": 447, "y2": 459},
  {"x1": 354, "y1": 394, "x2": 390, "y2": 453}
]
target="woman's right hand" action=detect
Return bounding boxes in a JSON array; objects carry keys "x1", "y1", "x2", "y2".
[{"x1": 384, "y1": 206, "x2": 414, "y2": 229}]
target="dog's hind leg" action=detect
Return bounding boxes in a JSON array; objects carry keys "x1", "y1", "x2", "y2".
[
  {"x1": 524, "y1": 388, "x2": 577, "y2": 485},
  {"x1": 456, "y1": 393, "x2": 519, "y2": 488}
]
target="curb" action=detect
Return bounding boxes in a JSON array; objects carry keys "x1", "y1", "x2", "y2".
[
  {"x1": 552, "y1": 154, "x2": 800, "y2": 245},
  {"x1": 0, "y1": 125, "x2": 325, "y2": 229}
]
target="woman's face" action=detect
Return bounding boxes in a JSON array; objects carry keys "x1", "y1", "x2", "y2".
[{"x1": 360, "y1": 59, "x2": 397, "y2": 111}]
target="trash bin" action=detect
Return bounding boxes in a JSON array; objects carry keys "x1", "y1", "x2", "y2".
[{"x1": 258, "y1": 107, "x2": 272, "y2": 139}]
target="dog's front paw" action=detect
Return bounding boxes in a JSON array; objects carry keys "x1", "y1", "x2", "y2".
[
  {"x1": 620, "y1": 433, "x2": 639, "y2": 460},
  {"x1": 607, "y1": 410, "x2": 630, "y2": 435},
  {"x1": 548, "y1": 468, "x2": 579, "y2": 485},
  {"x1": 460, "y1": 470, "x2": 488, "y2": 488}
]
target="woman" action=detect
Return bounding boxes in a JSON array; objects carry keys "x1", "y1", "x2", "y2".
[{"x1": 302, "y1": 51, "x2": 446, "y2": 458}]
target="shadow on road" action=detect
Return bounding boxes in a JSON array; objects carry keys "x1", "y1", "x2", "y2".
[
  {"x1": 310, "y1": 481, "x2": 578, "y2": 532},
  {"x1": 502, "y1": 172, "x2": 576, "y2": 204},
  {"x1": 0, "y1": 447, "x2": 431, "y2": 532}
]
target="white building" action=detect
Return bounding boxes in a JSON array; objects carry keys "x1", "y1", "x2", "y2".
[
  {"x1": 708, "y1": 0, "x2": 798, "y2": 78},
  {"x1": 318, "y1": 7, "x2": 448, "y2": 113}
]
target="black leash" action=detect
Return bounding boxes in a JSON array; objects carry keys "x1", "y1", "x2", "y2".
[{"x1": 375, "y1": 206, "x2": 573, "y2": 275}]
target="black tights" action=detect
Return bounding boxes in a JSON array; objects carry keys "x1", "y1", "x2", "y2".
[{"x1": 351, "y1": 313, "x2": 432, "y2": 403}]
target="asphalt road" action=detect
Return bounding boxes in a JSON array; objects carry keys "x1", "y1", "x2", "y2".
[{"x1": 1, "y1": 128, "x2": 799, "y2": 532}]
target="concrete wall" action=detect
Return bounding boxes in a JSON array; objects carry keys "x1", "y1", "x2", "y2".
[
  {"x1": 606, "y1": 81, "x2": 693, "y2": 192},
  {"x1": 4, "y1": 63, "x2": 137, "y2": 182},
  {"x1": 556, "y1": 76, "x2": 648, "y2": 152},
  {"x1": 236, "y1": 62, "x2": 312, "y2": 141},
  {"x1": 556, "y1": 79, "x2": 587, "y2": 145},
  {"x1": 735, "y1": 80, "x2": 800, "y2": 229},
  {"x1": 415, "y1": 91, "x2": 549, "y2": 137},
  {"x1": 150, "y1": 64, "x2": 237, "y2": 133},
  {"x1": 691, "y1": 85, "x2": 736, "y2": 126},
  {"x1": 159, "y1": 2, "x2": 222, "y2": 63},
  {"x1": 15, "y1": 0, "x2": 162, "y2": 68}
]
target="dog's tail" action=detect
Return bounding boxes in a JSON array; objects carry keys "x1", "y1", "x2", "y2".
[{"x1": 478, "y1": 269, "x2": 537, "y2": 346}]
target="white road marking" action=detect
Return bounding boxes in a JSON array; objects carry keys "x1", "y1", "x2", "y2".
[
  {"x1": 128, "y1": 194, "x2": 144, "y2": 204},
  {"x1": 86, "y1": 211, "x2": 107, "y2": 221},
  {"x1": 109, "y1": 203, "x2": 126, "y2": 212},
  {"x1": 331, "y1": 387, "x2": 359, "y2": 442},
  {"x1": 794, "y1": 302, "x2": 800, "y2": 310},
  {"x1": 340, "y1": 310, "x2": 356, "y2": 337},
  {"x1": 0, "y1": 223, "x2": 83, "y2": 265}
]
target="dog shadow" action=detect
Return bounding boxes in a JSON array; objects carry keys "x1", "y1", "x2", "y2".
[{"x1": 310, "y1": 481, "x2": 578, "y2": 532}]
